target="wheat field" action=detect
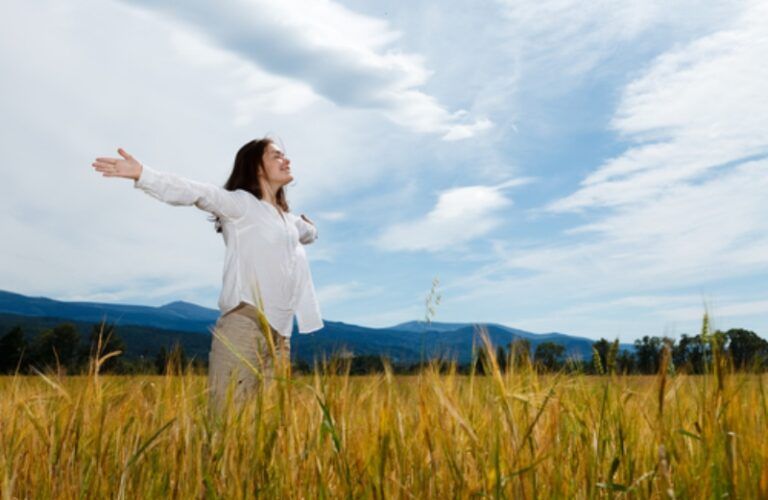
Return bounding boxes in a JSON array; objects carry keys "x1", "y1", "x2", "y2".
[{"x1": 1, "y1": 335, "x2": 767, "y2": 499}]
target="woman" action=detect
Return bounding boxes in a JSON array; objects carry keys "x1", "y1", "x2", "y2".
[{"x1": 91, "y1": 137, "x2": 323, "y2": 412}]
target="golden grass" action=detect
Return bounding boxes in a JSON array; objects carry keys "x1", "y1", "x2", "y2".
[{"x1": 2, "y1": 345, "x2": 768, "y2": 499}]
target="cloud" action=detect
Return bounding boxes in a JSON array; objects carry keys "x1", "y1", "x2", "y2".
[
  {"x1": 513, "y1": 1, "x2": 768, "y2": 296},
  {"x1": 165, "y1": 22, "x2": 324, "y2": 121},
  {"x1": 495, "y1": 0, "x2": 742, "y2": 92},
  {"x1": 547, "y1": 0, "x2": 768, "y2": 212},
  {"x1": 122, "y1": 0, "x2": 491, "y2": 140},
  {"x1": 451, "y1": 159, "x2": 768, "y2": 304},
  {"x1": 342, "y1": 303, "x2": 427, "y2": 329},
  {"x1": 663, "y1": 299, "x2": 768, "y2": 323},
  {"x1": 374, "y1": 178, "x2": 533, "y2": 252},
  {"x1": 315, "y1": 281, "x2": 383, "y2": 305},
  {"x1": 315, "y1": 211, "x2": 347, "y2": 222},
  {"x1": 440, "y1": 3, "x2": 768, "y2": 337}
]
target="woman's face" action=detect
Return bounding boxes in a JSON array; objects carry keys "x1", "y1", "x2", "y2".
[{"x1": 259, "y1": 142, "x2": 293, "y2": 187}]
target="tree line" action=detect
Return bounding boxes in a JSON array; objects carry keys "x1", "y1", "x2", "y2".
[
  {"x1": 471, "y1": 327, "x2": 768, "y2": 375},
  {"x1": 260, "y1": 326, "x2": 768, "y2": 376},
  {"x1": 1, "y1": 320, "x2": 765, "y2": 376},
  {"x1": 0, "y1": 322, "x2": 200, "y2": 375}
]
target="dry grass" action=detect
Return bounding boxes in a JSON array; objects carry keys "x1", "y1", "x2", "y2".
[{"x1": 1, "y1": 335, "x2": 768, "y2": 499}]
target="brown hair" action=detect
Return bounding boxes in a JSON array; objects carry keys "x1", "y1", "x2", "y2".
[{"x1": 211, "y1": 137, "x2": 290, "y2": 233}]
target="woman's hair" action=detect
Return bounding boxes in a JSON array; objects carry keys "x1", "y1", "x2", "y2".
[{"x1": 210, "y1": 137, "x2": 290, "y2": 233}]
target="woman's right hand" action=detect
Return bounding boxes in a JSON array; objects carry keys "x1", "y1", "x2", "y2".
[{"x1": 92, "y1": 148, "x2": 143, "y2": 180}]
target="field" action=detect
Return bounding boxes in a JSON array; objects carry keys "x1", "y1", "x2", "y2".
[{"x1": 1, "y1": 350, "x2": 767, "y2": 498}]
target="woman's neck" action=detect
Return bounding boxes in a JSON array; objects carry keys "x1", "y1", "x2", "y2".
[{"x1": 259, "y1": 180, "x2": 281, "y2": 209}]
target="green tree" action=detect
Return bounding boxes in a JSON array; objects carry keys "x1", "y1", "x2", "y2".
[
  {"x1": 80, "y1": 322, "x2": 126, "y2": 373},
  {"x1": 154, "y1": 346, "x2": 168, "y2": 375},
  {"x1": 496, "y1": 346, "x2": 508, "y2": 372},
  {"x1": 508, "y1": 338, "x2": 531, "y2": 370},
  {"x1": 472, "y1": 338, "x2": 507, "y2": 375},
  {"x1": 607, "y1": 339, "x2": 620, "y2": 374},
  {"x1": 616, "y1": 349, "x2": 636, "y2": 374},
  {"x1": 350, "y1": 355, "x2": 389, "y2": 375},
  {"x1": 473, "y1": 344, "x2": 491, "y2": 375},
  {"x1": 534, "y1": 341, "x2": 566, "y2": 371},
  {"x1": 673, "y1": 333, "x2": 708, "y2": 373},
  {"x1": 634, "y1": 336, "x2": 662, "y2": 374},
  {"x1": 724, "y1": 328, "x2": 767, "y2": 370},
  {"x1": 32, "y1": 323, "x2": 81, "y2": 373},
  {"x1": 0, "y1": 325, "x2": 27, "y2": 373},
  {"x1": 167, "y1": 341, "x2": 187, "y2": 374},
  {"x1": 592, "y1": 338, "x2": 611, "y2": 374}
]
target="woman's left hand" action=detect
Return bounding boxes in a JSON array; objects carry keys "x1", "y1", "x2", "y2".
[{"x1": 300, "y1": 214, "x2": 315, "y2": 226}]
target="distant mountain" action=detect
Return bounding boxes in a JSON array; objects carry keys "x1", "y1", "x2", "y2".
[
  {"x1": 0, "y1": 290, "x2": 218, "y2": 333},
  {"x1": 390, "y1": 321, "x2": 476, "y2": 333},
  {"x1": 388, "y1": 320, "x2": 633, "y2": 359},
  {"x1": 0, "y1": 290, "x2": 629, "y2": 364},
  {"x1": 0, "y1": 312, "x2": 212, "y2": 360},
  {"x1": 157, "y1": 301, "x2": 220, "y2": 322},
  {"x1": 391, "y1": 320, "x2": 562, "y2": 340},
  {"x1": 380, "y1": 322, "x2": 621, "y2": 361}
]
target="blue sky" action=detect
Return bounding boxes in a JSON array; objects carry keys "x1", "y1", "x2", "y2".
[{"x1": 1, "y1": 0, "x2": 766, "y2": 342}]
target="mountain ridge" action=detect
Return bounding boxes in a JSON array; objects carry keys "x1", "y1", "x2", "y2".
[{"x1": 0, "y1": 289, "x2": 631, "y2": 363}]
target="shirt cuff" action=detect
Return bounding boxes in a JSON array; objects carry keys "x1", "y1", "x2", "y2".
[{"x1": 134, "y1": 163, "x2": 156, "y2": 189}]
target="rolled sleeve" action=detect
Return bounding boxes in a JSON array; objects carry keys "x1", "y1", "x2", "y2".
[{"x1": 294, "y1": 214, "x2": 318, "y2": 245}]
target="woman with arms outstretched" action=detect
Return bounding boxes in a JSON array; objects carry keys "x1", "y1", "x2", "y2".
[{"x1": 91, "y1": 137, "x2": 323, "y2": 413}]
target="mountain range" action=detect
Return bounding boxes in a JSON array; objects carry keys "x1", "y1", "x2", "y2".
[{"x1": 0, "y1": 290, "x2": 631, "y2": 364}]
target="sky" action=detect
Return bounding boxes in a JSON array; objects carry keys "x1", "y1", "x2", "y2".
[{"x1": 1, "y1": 0, "x2": 766, "y2": 342}]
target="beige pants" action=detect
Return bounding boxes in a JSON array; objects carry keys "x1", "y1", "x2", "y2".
[{"x1": 207, "y1": 302, "x2": 290, "y2": 413}]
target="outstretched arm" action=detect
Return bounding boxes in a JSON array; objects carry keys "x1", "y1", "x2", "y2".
[
  {"x1": 294, "y1": 213, "x2": 318, "y2": 244},
  {"x1": 92, "y1": 148, "x2": 246, "y2": 220}
]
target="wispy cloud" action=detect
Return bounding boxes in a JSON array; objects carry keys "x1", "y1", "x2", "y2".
[
  {"x1": 664, "y1": 299, "x2": 768, "y2": 322},
  {"x1": 525, "y1": 1, "x2": 768, "y2": 292},
  {"x1": 442, "y1": 2, "x2": 768, "y2": 337},
  {"x1": 495, "y1": 0, "x2": 741, "y2": 92},
  {"x1": 316, "y1": 211, "x2": 347, "y2": 222},
  {"x1": 547, "y1": 0, "x2": 768, "y2": 212},
  {"x1": 450, "y1": 158, "x2": 768, "y2": 309},
  {"x1": 374, "y1": 178, "x2": 533, "y2": 252},
  {"x1": 123, "y1": 0, "x2": 491, "y2": 140},
  {"x1": 166, "y1": 27, "x2": 321, "y2": 119},
  {"x1": 315, "y1": 281, "x2": 383, "y2": 306}
]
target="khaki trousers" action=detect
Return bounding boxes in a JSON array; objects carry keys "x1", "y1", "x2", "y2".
[{"x1": 207, "y1": 302, "x2": 290, "y2": 413}]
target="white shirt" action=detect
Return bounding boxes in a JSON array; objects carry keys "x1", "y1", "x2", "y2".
[{"x1": 133, "y1": 163, "x2": 324, "y2": 337}]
